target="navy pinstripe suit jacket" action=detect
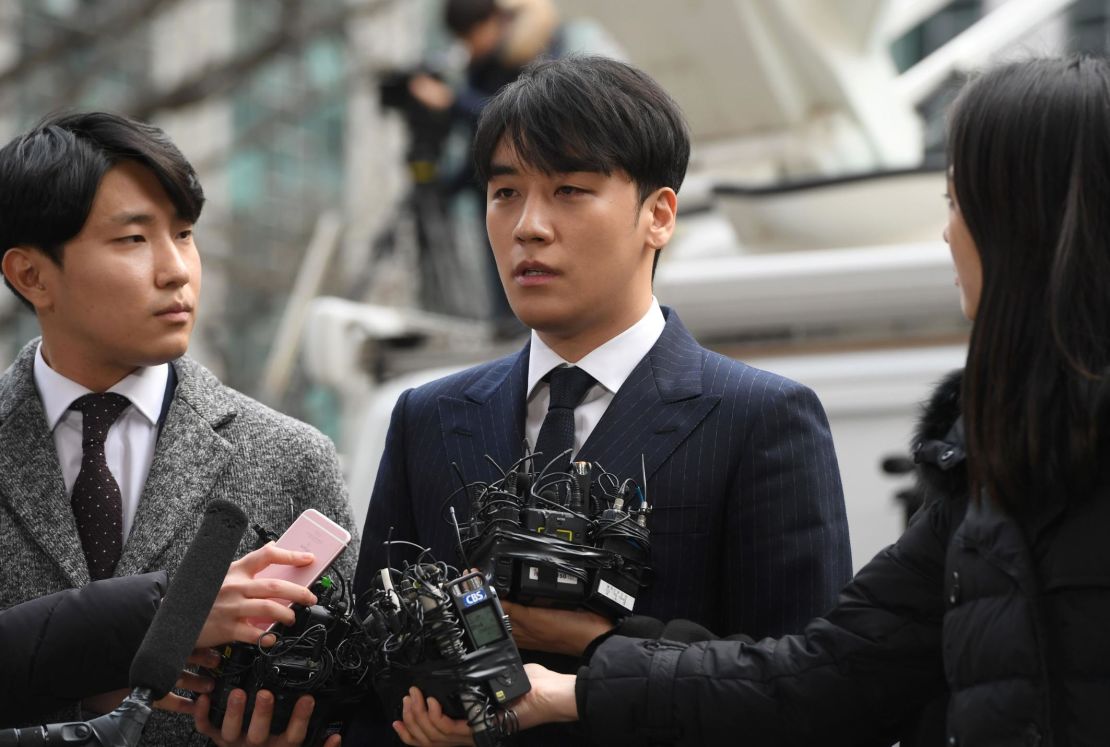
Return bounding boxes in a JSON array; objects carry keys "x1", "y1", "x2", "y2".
[{"x1": 354, "y1": 308, "x2": 851, "y2": 641}]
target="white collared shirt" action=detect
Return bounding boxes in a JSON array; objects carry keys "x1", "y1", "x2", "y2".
[
  {"x1": 526, "y1": 297, "x2": 666, "y2": 457},
  {"x1": 33, "y1": 344, "x2": 169, "y2": 542}
]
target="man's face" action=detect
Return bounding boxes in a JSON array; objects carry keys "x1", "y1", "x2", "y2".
[
  {"x1": 485, "y1": 140, "x2": 673, "y2": 356},
  {"x1": 36, "y1": 159, "x2": 201, "y2": 387}
]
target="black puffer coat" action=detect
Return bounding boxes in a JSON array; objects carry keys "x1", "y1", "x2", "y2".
[
  {"x1": 575, "y1": 371, "x2": 1110, "y2": 746},
  {"x1": 0, "y1": 571, "x2": 166, "y2": 727}
]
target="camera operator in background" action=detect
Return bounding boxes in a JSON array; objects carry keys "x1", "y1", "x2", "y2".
[
  {"x1": 407, "y1": 0, "x2": 561, "y2": 121},
  {"x1": 398, "y1": 56, "x2": 1110, "y2": 747},
  {"x1": 0, "y1": 542, "x2": 340, "y2": 746},
  {"x1": 403, "y1": 0, "x2": 563, "y2": 329}
]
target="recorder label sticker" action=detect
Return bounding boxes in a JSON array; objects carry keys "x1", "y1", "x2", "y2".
[
  {"x1": 557, "y1": 572, "x2": 579, "y2": 585},
  {"x1": 598, "y1": 580, "x2": 635, "y2": 611}
]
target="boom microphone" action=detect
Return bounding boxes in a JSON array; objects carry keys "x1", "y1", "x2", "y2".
[
  {"x1": 0, "y1": 500, "x2": 248, "y2": 746},
  {"x1": 130, "y1": 499, "x2": 248, "y2": 698}
]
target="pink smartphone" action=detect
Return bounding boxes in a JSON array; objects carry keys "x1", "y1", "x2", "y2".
[{"x1": 249, "y1": 508, "x2": 351, "y2": 627}]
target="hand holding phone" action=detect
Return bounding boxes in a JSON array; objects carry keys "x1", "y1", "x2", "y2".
[
  {"x1": 199, "y1": 544, "x2": 318, "y2": 647},
  {"x1": 248, "y1": 509, "x2": 351, "y2": 628}
]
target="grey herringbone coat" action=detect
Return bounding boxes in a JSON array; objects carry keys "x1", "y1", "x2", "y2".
[{"x1": 0, "y1": 339, "x2": 358, "y2": 744}]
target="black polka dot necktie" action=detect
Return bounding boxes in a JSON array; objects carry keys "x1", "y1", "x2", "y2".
[
  {"x1": 533, "y1": 366, "x2": 597, "y2": 470},
  {"x1": 69, "y1": 392, "x2": 131, "y2": 580}
]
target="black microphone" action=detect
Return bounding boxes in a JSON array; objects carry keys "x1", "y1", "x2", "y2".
[
  {"x1": 0, "y1": 500, "x2": 248, "y2": 747},
  {"x1": 129, "y1": 499, "x2": 248, "y2": 698}
]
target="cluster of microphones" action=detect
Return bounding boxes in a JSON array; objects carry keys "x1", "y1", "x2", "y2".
[{"x1": 0, "y1": 452, "x2": 652, "y2": 747}]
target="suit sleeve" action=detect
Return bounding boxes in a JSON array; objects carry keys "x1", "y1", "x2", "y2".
[
  {"x1": 726, "y1": 378, "x2": 852, "y2": 638},
  {"x1": 578, "y1": 496, "x2": 956, "y2": 747},
  {"x1": 0, "y1": 571, "x2": 167, "y2": 728},
  {"x1": 353, "y1": 388, "x2": 417, "y2": 606},
  {"x1": 346, "y1": 390, "x2": 420, "y2": 745}
]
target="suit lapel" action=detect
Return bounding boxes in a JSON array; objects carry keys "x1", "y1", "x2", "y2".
[
  {"x1": 0, "y1": 341, "x2": 88, "y2": 586},
  {"x1": 117, "y1": 357, "x2": 237, "y2": 575},
  {"x1": 0, "y1": 398, "x2": 89, "y2": 587},
  {"x1": 435, "y1": 313, "x2": 718, "y2": 506},
  {"x1": 437, "y1": 348, "x2": 529, "y2": 489},
  {"x1": 578, "y1": 311, "x2": 720, "y2": 498}
]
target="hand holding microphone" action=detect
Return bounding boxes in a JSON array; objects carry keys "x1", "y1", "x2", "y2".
[
  {"x1": 132, "y1": 500, "x2": 342, "y2": 747},
  {"x1": 193, "y1": 692, "x2": 341, "y2": 747},
  {"x1": 189, "y1": 543, "x2": 346, "y2": 747},
  {"x1": 0, "y1": 500, "x2": 250, "y2": 746},
  {"x1": 498, "y1": 601, "x2": 614, "y2": 657},
  {"x1": 394, "y1": 664, "x2": 578, "y2": 747},
  {"x1": 135, "y1": 543, "x2": 322, "y2": 718},
  {"x1": 0, "y1": 501, "x2": 327, "y2": 747}
]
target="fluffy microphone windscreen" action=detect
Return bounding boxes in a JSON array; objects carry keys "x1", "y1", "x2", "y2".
[{"x1": 128, "y1": 499, "x2": 248, "y2": 699}]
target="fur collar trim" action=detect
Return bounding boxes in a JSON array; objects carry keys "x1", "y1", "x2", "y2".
[{"x1": 912, "y1": 369, "x2": 967, "y2": 498}]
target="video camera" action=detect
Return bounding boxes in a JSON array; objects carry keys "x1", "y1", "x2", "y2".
[
  {"x1": 456, "y1": 451, "x2": 654, "y2": 620},
  {"x1": 377, "y1": 68, "x2": 455, "y2": 176}
]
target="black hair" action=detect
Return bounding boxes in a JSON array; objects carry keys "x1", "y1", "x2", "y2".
[
  {"x1": 445, "y1": 0, "x2": 499, "y2": 37},
  {"x1": 948, "y1": 56, "x2": 1110, "y2": 513},
  {"x1": 0, "y1": 111, "x2": 205, "y2": 310},
  {"x1": 473, "y1": 55, "x2": 691, "y2": 205}
]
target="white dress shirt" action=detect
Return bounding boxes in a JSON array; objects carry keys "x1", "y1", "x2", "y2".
[
  {"x1": 33, "y1": 344, "x2": 169, "y2": 542},
  {"x1": 526, "y1": 297, "x2": 666, "y2": 457}
]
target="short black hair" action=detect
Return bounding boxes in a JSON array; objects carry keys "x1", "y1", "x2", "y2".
[
  {"x1": 473, "y1": 55, "x2": 691, "y2": 205},
  {"x1": 0, "y1": 111, "x2": 205, "y2": 309},
  {"x1": 445, "y1": 0, "x2": 499, "y2": 37}
]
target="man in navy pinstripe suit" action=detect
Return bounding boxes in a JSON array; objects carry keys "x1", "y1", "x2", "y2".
[{"x1": 352, "y1": 56, "x2": 851, "y2": 745}]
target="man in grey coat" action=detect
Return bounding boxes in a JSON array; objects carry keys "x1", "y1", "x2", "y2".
[{"x1": 0, "y1": 112, "x2": 357, "y2": 746}]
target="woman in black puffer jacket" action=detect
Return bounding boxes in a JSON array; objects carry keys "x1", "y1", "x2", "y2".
[{"x1": 397, "y1": 56, "x2": 1110, "y2": 747}]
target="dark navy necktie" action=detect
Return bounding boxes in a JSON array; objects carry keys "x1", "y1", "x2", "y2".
[
  {"x1": 533, "y1": 366, "x2": 597, "y2": 470},
  {"x1": 69, "y1": 392, "x2": 131, "y2": 580}
]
